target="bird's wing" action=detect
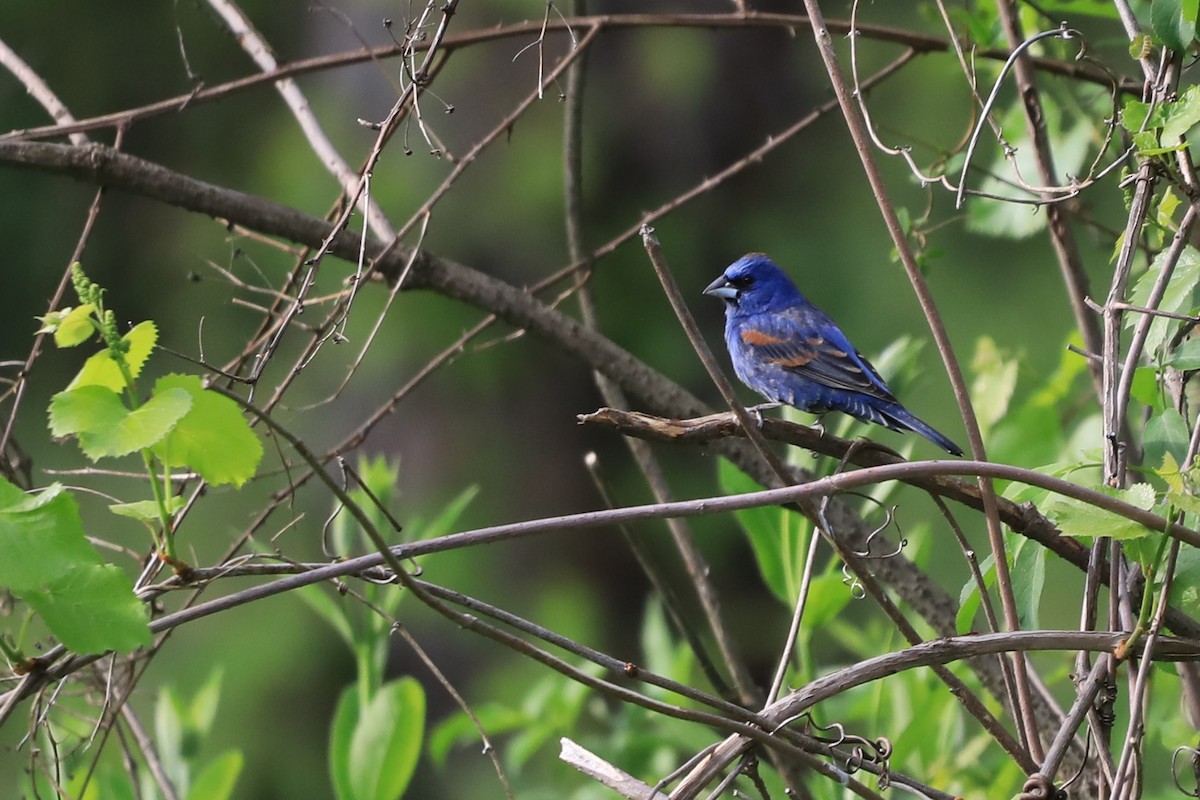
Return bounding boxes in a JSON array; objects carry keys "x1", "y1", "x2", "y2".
[{"x1": 736, "y1": 307, "x2": 898, "y2": 402}]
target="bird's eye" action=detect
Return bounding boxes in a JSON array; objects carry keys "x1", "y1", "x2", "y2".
[{"x1": 727, "y1": 275, "x2": 753, "y2": 289}]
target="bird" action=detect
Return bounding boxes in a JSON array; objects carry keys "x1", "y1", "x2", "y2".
[{"x1": 704, "y1": 253, "x2": 963, "y2": 456}]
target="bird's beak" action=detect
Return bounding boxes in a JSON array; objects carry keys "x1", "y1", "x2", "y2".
[{"x1": 704, "y1": 275, "x2": 738, "y2": 301}]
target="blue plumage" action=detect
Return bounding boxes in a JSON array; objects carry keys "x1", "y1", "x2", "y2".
[{"x1": 704, "y1": 253, "x2": 963, "y2": 456}]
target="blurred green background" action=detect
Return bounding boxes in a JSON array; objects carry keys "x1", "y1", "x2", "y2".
[{"x1": 0, "y1": 1, "x2": 1142, "y2": 798}]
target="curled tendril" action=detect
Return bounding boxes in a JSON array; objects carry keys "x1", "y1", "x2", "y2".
[
  {"x1": 874, "y1": 737, "x2": 892, "y2": 760},
  {"x1": 1172, "y1": 746, "x2": 1200, "y2": 797},
  {"x1": 841, "y1": 562, "x2": 865, "y2": 599},
  {"x1": 778, "y1": 714, "x2": 893, "y2": 784},
  {"x1": 957, "y1": 23, "x2": 1092, "y2": 209},
  {"x1": 845, "y1": 746, "x2": 865, "y2": 775},
  {"x1": 806, "y1": 716, "x2": 849, "y2": 747},
  {"x1": 1018, "y1": 773, "x2": 1064, "y2": 800},
  {"x1": 853, "y1": 503, "x2": 906, "y2": 559}
]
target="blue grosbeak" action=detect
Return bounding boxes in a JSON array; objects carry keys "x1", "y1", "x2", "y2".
[{"x1": 704, "y1": 253, "x2": 963, "y2": 456}]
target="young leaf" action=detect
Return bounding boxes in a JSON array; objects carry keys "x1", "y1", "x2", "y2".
[
  {"x1": 110, "y1": 496, "x2": 185, "y2": 522},
  {"x1": 1120, "y1": 98, "x2": 1168, "y2": 134},
  {"x1": 970, "y1": 336, "x2": 1019, "y2": 436},
  {"x1": 51, "y1": 304, "x2": 98, "y2": 348},
  {"x1": 67, "y1": 320, "x2": 158, "y2": 391},
  {"x1": 186, "y1": 752, "x2": 243, "y2": 800},
  {"x1": 152, "y1": 375, "x2": 262, "y2": 487},
  {"x1": 414, "y1": 484, "x2": 478, "y2": 540},
  {"x1": 49, "y1": 385, "x2": 126, "y2": 439},
  {"x1": 330, "y1": 678, "x2": 426, "y2": 800},
  {"x1": 50, "y1": 385, "x2": 192, "y2": 460},
  {"x1": 1158, "y1": 452, "x2": 1200, "y2": 515}
]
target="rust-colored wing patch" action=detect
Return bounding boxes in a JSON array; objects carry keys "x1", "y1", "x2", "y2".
[
  {"x1": 740, "y1": 329, "x2": 789, "y2": 346},
  {"x1": 771, "y1": 352, "x2": 816, "y2": 368}
]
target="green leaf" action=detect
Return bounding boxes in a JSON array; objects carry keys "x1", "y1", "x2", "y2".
[
  {"x1": 75, "y1": 767, "x2": 137, "y2": 800},
  {"x1": 986, "y1": 403, "x2": 1063, "y2": 467},
  {"x1": 1010, "y1": 537, "x2": 1046, "y2": 629},
  {"x1": 1029, "y1": 334, "x2": 1089, "y2": 407},
  {"x1": 1163, "y1": 86, "x2": 1200, "y2": 143},
  {"x1": 1157, "y1": 187, "x2": 1183, "y2": 230},
  {"x1": 330, "y1": 678, "x2": 426, "y2": 800},
  {"x1": 188, "y1": 667, "x2": 225, "y2": 738},
  {"x1": 1169, "y1": 545, "x2": 1200, "y2": 616},
  {"x1": 1152, "y1": 0, "x2": 1199, "y2": 54},
  {"x1": 719, "y1": 458, "x2": 808, "y2": 604},
  {"x1": 152, "y1": 375, "x2": 262, "y2": 487},
  {"x1": 109, "y1": 496, "x2": 185, "y2": 523},
  {"x1": 330, "y1": 455, "x2": 401, "y2": 557},
  {"x1": 1159, "y1": 452, "x2": 1200, "y2": 515},
  {"x1": 1133, "y1": 130, "x2": 1174, "y2": 155},
  {"x1": 956, "y1": 581, "x2": 982, "y2": 634},
  {"x1": 970, "y1": 336, "x2": 1019, "y2": 437},
  {"x1": 187, "y1": 752, "x2": 243, "y2": 800},
  {"x1": 1127, "y1": 244, "x2": 1200, "y2": 358},
  {"x1": 1145, "y1": 407, "x2": 1191, "y2": 470},
  {"x1": 52, "y1": 304, "x2": 97, "y2": 348},
  {"x1": 640, "y1": 598, "x2": 684, "y2": 681},
  {"x1": 49, "y1": 385, "x2": 125, "y2": 439},
  {"x1": 299, "y1": 581, "x2": 356, "y2": 648},
  {"x1": 415, "y1": 484, "x2": 478, "y2": 540},
  {"x1": 22, "y1": 563, "x2": 151, "y2": 653},
  {"x1": 428, "y1": 704, "x2": 525, "y2": 767},
  {"x1": 0, "y1": 479, "x2": 150, "y2": 654},
  {"x1": 0, "y1": 482, "x2": 100, "y2": 589},
  {"x1": 1002, "y1": 461, "x2": 1091, "y2": 504},
  {"x1": 1120, "y1": 98, "x2": 1166, "y2": 134},
  {"x1": 156, "y1": 685, "x2": 188, "y2": 790},
  {"x1": 110, "y1": 388, "x2": 192, "y2": 454},
  {"x1": 1130, "y1": 366, "x2": 1161, "y2": 407},
  {"x1": 1042, "y1": 484, "x2": 1157, "y2": 540},
  {"x1": 1167, "y1": 337, "x2": 1200, "y2": 369},
  {"x1": 959, "y1": 528, "x2": 1059, "y2": 633},
  {"x1": 798, "y1": 572, "x2": 854, "y2": 636},
  {"x1": 50, "y1": 385, "x2": 192, "y2": 460},
  {"x1": 67, "y1": 320, "x2": 158, "y2": 391}
]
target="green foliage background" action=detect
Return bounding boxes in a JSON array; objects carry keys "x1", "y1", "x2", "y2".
[{"x1": 0, "y1": 1, "x2": 1177, "y2": 798}]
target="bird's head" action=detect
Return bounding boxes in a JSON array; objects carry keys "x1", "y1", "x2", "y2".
[{"x1": 703, "y1": 253, "x2": 804, "y2": 314}]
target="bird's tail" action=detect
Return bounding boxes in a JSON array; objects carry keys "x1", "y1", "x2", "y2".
[{"x1": 882, "y1": 405, "x2": 963, "y2": 456}]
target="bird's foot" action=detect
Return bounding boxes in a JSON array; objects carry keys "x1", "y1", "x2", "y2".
[{"x1": 747, "y1": 402, "x2": 782, "y2": 428}]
